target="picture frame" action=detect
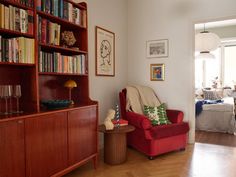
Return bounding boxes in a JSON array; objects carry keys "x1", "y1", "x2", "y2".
[
  {"x1": 146, "y1": 39, "x2": 168, "y2": 58},
  {"x1": 96, "y1": 26, "x2": 115, "y2": 76},
  {"x1": 150, "y1": 64, "x2": 165, "y2": 81}
]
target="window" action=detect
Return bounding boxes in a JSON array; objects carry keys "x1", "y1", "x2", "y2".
[{"x1": 195, "y1": 39, "x2": 236, "y2": 89}]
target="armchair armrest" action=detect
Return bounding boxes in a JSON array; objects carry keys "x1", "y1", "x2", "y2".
[
  {"x1": 166, "y1": 109, "x2": 184, "y2": 123},
  {"x1": 126, "y1": 111, "x2": 152, "y2": 130}
]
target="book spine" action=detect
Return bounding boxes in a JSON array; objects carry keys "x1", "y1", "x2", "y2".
[
  {"x1": 0, "y1": 4, "x2": 5, "y2": 29},
  {"x1": 36, "y1": 0, "x2": 41, "y2": 11},
  {"x1": 15, "y1": 8, "x2": 20, "y2": 31},
  {"x1": 27, "y1": 10, "x2": 33, "y2": 35},
  {"x1": 63, "y1": 1, "x2": 68, "y2": 20},
  {"x1": 41, "y1": 18, "x2": 47, "y2": 43},
  {"x1": 45, "y1": 0, "x2": 51, "y2": 14},
  {"x1": 4, "y1": 6, "x2": 10, "y2": 30}
]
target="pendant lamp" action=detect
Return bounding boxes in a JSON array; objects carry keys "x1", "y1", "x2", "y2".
[{"x1": 195, "y1": 24, "x2": 220, "y2": 59}]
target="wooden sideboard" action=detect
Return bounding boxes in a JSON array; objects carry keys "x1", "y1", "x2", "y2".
[{"x1": 0, "y1": 104, "x2": 98, "y2": 177}]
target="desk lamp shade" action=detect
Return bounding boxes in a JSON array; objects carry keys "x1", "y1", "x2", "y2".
[{"x1": 64, "y1": 79, "x2": 77, "y2": 88}]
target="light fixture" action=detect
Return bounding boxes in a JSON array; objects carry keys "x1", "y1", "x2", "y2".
[
  {"x1": 195, "y1": 24, "x2": 220, "y2": 59},
  {"x1": 64, "y1": 79, "x2": 77, "y2": 105}
]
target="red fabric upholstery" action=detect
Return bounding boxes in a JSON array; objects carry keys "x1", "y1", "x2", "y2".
[
  {"x1": 126, "y1": 112, "x2": 152, "y2": 130},
  {"x1": 150, "y1": 122, "x2": 189, "y2": 139},
  {"x1": 119, "y1": 89, "x2": 190, "y2": 158}
]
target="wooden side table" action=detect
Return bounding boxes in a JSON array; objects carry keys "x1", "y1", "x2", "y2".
[{"x1": 99, "y1": 125, "x2": 135, "y2": 165}]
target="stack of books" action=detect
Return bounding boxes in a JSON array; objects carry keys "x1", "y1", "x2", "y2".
[
  {"x1": 0, "y1": 36, "x2": 35, "y2": 63},
  {"x1": 0, "y1": 3, "x2": 34, "y2": 34},
  {"x1": 39, "y1": 51, "x2": 86, "y2": 74},
  {"x1": 37, "y1": 0, "x2": 86, "y2": 27},
  {"x1": 38, "y1": 16, "x2": 61, "y2": 45},
  {"x1": 112, "y1": 119, "x2": 128, "y2": 127}
]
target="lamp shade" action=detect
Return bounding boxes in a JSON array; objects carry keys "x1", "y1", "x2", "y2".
[
  {"x1": 195, "y1": 51, "x2": 215, "y2": 59},
  {"x1": 64, "y1": 79, "x2": 77, "y2": 88},
  {"x1": 195, "y1": 31, "x2": 220, "y2": 52}
]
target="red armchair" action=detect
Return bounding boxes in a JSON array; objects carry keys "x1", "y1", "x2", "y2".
[{"x1": 119, "y1": 89, "x2": 189, "y2": 159}]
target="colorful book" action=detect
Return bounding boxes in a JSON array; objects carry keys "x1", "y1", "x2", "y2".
[{"x1": 112, "y1": 119, "x2": 128, "y2": 126}]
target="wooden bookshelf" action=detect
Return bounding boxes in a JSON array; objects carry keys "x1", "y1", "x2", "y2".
[
  {"x1": 37, "y1": 10, "x2": 86, "y2": 30},
  {"x1": 1, "y1": 0, "x2": 34, "y2": 10},
  {"x1": 0, "y1": 28, "x2": 34, "y2": 38},
  {"x1": 39, "y1": 42, "x2": 87, "y2": 55},
  {"x1": 0, "y1": 1, "x2": 98, "y2": 177}
]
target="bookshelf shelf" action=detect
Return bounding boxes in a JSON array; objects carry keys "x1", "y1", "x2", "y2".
[
  {"x1": 39, "y1": 43, "x2": 87, "y2": 55},
  {"x1": 38, "y1": 72, "x2": 88, "y2": 76},
  {"x1": 37, "y1": 11, "x2": 86, "y2": 30},
  {"x1": 1, "y1": 0, "x2": 34, "y2": 10},
  {"x1": 0, "y1": 62, "x2": 35, "y2": 66},
  {"x1": 0, "y1": 28, "x2": 34, "y2": 38}
]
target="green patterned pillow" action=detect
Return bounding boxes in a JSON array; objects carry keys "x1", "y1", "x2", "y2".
[{"x1": 144, "y1": 104, "x2": 171, "y2": 126}]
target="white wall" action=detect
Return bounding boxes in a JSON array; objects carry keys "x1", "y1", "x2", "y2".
[
  {"x1": 128, "y1": 0, "x2": 236, "y2": 143},
  {"x1": 75, "y1": 0, "x2": 128, "y2": 124}
]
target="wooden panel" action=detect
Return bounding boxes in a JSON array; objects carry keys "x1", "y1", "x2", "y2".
[
  {"x1": 25, "y1": 112, "x2": 68, "y2": 177},
  {"x1": 68, "y1": 106, "x2": 97, "y2": 165},
  {"x1": 0, "y1": 120, "x2": 25, "y2": 177}
]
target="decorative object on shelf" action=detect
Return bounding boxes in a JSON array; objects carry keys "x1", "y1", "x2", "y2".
[
  {"x1": 115, "y1": 104, "x2": 120, "y2": 128},
  {"x1": 61, "y1": 31, "x2": 76, "y2": 48},
  {"x1": 150, "y1": 64, "x2": 165, "y2": 81},
  {"x1": 195, "y1": 24, "x2": 220, "y2": 59},
  {"x1": 104, "y1": 109, "x2": 115, "y2": 130},
  {"x1": 40, "y1": 100, "x2": 71, "y2": 110},
  {"x1": 146, "y1": 39, "x2": 168, "y2": 58},
  {"x1": 96, "y1": 26, "x2": 115, "y2": 77},
  {"x1": 13, "y1": 85, "x2": 23, "y2": 114},
  {"x1": 0, "y1": 85, "x2": 13, "y2": 115},
  {"x1": 64, "y1": 79, "x2": 77, "y2": 105}
]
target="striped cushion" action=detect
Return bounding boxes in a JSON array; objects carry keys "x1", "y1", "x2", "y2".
[{"x1": 144, "y1": 104, "x2": 171, "y2": 126}]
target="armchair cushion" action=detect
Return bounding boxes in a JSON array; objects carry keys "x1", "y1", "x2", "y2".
[
  {"x1": 144, "y1": 104, "x2": 171, "y2": 125},
  {"x1": 150, "y1": 122, "x2": 189, "y2": 139},
  {"x1": 126, "y1": 112, "x2": 152, "y2": 130}
]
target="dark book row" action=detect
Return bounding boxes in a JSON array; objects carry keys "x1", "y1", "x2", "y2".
[
  {"x1": 0, "y1": 36, "x2": 35, "y2": 63},
  {"x1": 4, "y1": 0, "x2": 34, "y2": 8},
  {"x1": 39, "y1": 51, "x2": 86, "y2": 74},
  {"x1": 0, "y1": 3, "x2": 33, "y2": 34},
  {"x1": 36, "y1": 0, "x2": 86, "y2": 27}
]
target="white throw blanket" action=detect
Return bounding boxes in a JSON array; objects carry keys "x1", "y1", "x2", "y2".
[{"x1": 126, "y1": 85, "x2": 161, "y2": 114}]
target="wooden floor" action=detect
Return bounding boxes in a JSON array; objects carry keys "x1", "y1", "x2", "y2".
[{"x1": 65, "y1": 131, "x2": 236, "y2": 177}]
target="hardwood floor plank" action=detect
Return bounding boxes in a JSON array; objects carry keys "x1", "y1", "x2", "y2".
[{"x1": 65, "y1": 131, "x2": 236, "y2": 177}]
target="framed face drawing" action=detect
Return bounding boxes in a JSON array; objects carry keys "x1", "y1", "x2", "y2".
[
  {"x1": 96, "y1": 26, "x2": 115, "y2": 76},
  {"x1": 146, "y1": 39, "x2": 168, "y2": 58}
]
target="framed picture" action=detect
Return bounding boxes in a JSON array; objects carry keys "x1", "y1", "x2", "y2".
[
  {"x1": 150, "y1": 64, "x2": 165, "y2": 81},
  {"x1": 96, "y1": 26, "x2": 115, "y2": 76},
  {"x1": 146, "y1": 39, "x2": 168, "y2": 58}
]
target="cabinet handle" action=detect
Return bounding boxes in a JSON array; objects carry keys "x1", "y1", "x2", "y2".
[{"x1": 18, "y1": 120, "x2": 23, "y2": 124}]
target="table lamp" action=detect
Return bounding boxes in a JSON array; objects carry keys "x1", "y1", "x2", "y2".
[{"x1": 64, "y1": 79, "x2": 77, "y2": 104}]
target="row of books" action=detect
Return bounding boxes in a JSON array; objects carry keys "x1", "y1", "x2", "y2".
[
  {"x1": 5, "y1": 0, "x2": 34, "y2": 8},
  {"x1": 38, "y1": 16, "x2": 61, "y2": 45},
  {"x1": 0, "y1": 36, "x2": 35, "y2": 64},
  {"x1": 37, "y1": 0, "x2": 86, "y2": 27},
  {"x1": 0, "y1": 3, "x2": 33, "y2": 34},
  {"x1": 39, "y1": 51, "x2": 86, "y2": 74}
]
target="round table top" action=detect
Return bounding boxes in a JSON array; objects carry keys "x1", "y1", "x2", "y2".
[{"x1": 98, "y1": 124, "x2": 135, "y2": 134}]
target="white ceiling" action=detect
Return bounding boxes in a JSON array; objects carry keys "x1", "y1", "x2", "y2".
[{"x1": 195, "y1": 19, "x2": 236, "y2": 30}]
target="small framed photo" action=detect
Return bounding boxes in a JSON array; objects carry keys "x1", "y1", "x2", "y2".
[
  {"x1": 146, "y1": 39, "x2": 168, "y2": 58},
  {"x1": 96, "y1": 26, "x2": 115, "y2": 76},
  {"x1": 150, "y1": 64, "x2": 165, "y2": 81}
]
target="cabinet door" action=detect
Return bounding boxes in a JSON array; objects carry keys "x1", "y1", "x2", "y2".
[
  {"x1": 68, "y1": 106, "x2": 97, "y2": 165},
  {"x1": 25, "y1": 112, "x2": 67, "y2": 177},
  {"x1": 0, "y1": 120, "x2": 25, "y2": 177}
]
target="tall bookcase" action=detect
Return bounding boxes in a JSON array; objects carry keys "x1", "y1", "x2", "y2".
[
  {"x1": 0, "y1": 1, "x2": 98, "y2": 177},
  {"x1": 0, "y1": 0, "x2": 95, "y2": 114}
]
